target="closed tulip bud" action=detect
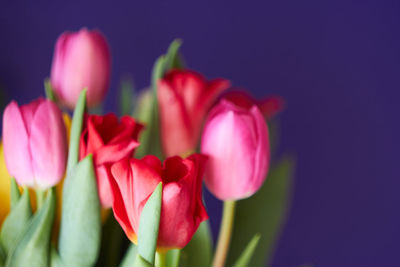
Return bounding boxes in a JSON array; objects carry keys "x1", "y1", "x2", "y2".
[
  {"x1": 110, "y1": 154, "x2": 208, "y2": 250},
  {"x1": 157, "y1": 69, "x2": 230, "y2": 157},
  {"x1": 2, "y1": 98, "x2": 68, "y2": 189},
  {"x1": 201, "y1": 99, "x2": 270, "y2": 200},
  {"x1": 50, "y1": 28, "x2": 111, "y2": 109}
]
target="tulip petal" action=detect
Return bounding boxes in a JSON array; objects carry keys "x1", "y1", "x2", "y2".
[
  {"x1": 30, "y1": 100, "x2": 67, "y2": 189},
  {"x1": 94, "y1": 140, "x2": 139, "y2": 166},
  {"x1": 2, "y1": 102, "x2": 35, "y2": 187},
  {"x1": 96, "y1": 165, "x2": 114, "y2": 208},
  {"x1": 245, "y1": 106, "x2": 269, "y2": 194},
  {"x1": 158, "y1": 80, "x2": 193, "y2": 156}
]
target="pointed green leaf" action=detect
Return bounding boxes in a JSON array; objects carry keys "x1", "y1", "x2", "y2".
[
  {"x1": 59, "y1": 155, "x2": 101, "y2": 267},
  {"x1": 0, "y1": 188, "x2": 32, "y2": 253},
  {"x1": 135, "y1": 40, "x2": 185, "y2": 160},
  {"x1": 66, "y1": 89, "x2": 87, "y2": 174},
  {"x1": 134, "y1": 254, "x2": 152, "y2": 267},
  {"x1": 138, "y1": 182, "x2": 162, "y2": 265},
  {"x1": 9, "y1": 178, "x2": 20, "y2": 209},
  {"x1": 164, "y1": 39, "x2": 183, "y2": 70},
  {"x1": 120, "y1": 244, "x2": 138, "y2": 267},
  {"x1": 5, "y1": 187, "x2": 56, "y2": 267},
  {"x1": 233, "y1": 234, "x2": 261, "y2": 267},
  {"x1": 44, "y1": 78, "x2": 56, "y2": 102},
  {"x1": 166, "y1": 249, "x2": 180, "y2": 267},
  {"x1": 226, "y1": 157, "x2": 295, "y2": 267},
  {"x1": 179, "y1": 221, "x2": 213, "y2": 267}
]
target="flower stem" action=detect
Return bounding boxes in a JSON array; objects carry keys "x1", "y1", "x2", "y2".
[
  {"x1": 212, "y1": 200, "x2": 236, "y2": 267},
  {"x1": 156, "y1": 251, "x2": 167, "y2": 267},
  {"x1": 35, "y1": 188, "x2": 45, "y2": 209}
]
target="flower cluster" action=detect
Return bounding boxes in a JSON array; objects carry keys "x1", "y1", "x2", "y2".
[{"x1": 0, "y1": 28, "x2": 285, "y2": 267}]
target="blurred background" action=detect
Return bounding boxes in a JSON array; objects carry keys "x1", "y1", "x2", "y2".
[{"x1": 0, "y1": 1, "x2": 399, "y2": 266}]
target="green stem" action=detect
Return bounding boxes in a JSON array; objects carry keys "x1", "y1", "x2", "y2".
[
  {"x1": 35, "y1": 188, "x2": 45, "y2": 210},
  {"x1": 156, "y1": 251, "x2": 167, "y2": 267},
  {"x1": 212, "y1": 200, "x2": 236, "y2": 267}
]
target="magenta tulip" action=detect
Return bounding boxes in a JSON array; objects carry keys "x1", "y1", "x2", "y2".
[
  {"x1": 50, "y1": 28, "x2": 111, "y2": 109},
  {"x1": 2, "y1": 98, "x2": 67, "y2": 189},
  {"x1": 201, "y1": 99, "x2": 270, "y2": 200}
]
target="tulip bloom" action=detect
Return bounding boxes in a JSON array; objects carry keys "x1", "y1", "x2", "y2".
[
  {"x1": 223, "y1": 90, "x2": 284, "y2": 120},
  {"x1": 2, "y1": 98, "x2": 67, "y2": 189},
  {"x1": 201, "y1": 99, "x2": 270, "y2": 200},
  {"x1": 158, "y1": 69, "x2": 230, "y2": 157},
  {"x1": 79, "y1": 114, "x2": 143, "y2": 208},
  {"x1": 111, "y1": 154, "x2": 208, "y2": 249},
  {"x1": 50, "y1": 28, "x2": 111, "y2": 109}
]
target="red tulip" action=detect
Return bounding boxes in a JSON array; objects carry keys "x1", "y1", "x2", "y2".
[
  {"x1": 2, "y1": 98, "x2": 67, "y2": 189},
  {"x1": 223, "y1": 90, "x2": 284, "y2": 120},
  {"x1": 110, "y1": 154, "x2": 208, "y2": 250},
  {"x1": 79, "y1": 114, "x2": 143, "y2": 208},
  {"x1": 157, "y1": 69, "x2": 230, "y2": 157},
  {"x1": 201, "y1": 99, "x2": 270, "y2": 200},
  {"x1": 50, "y1": 28, "x2": 111, "y2": 109}
]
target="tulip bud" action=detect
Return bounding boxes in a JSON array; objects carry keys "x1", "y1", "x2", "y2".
[
  {"x1": 201, "y1": 99, "x2": 270, "y2": 200},
  {"x1": 110, "y1": 154, "x2": 208, "y2": 250},
  {"x1": 50, "y1": 28, "x2": 111, "y2": 109},
  {"x1": 157, "y1": 69, "x2": 230, "y2": 157},
  {"x1": 2, "y1": 98, "x2": 68, "y2": 189}
]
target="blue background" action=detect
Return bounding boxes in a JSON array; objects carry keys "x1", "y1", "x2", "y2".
[{"x1": 1, "y1": 1, "x2": 399, "y2": 266}]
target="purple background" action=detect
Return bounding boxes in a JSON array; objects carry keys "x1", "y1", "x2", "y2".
[{"x1": 1, "y1": 1, "x2": 399, "y2": 266}]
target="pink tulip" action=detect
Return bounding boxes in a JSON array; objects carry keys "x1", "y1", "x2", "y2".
[
  {"x1": 50, "y1": 28, "x2": 111, "y2": 109},
  {"x1": 2, "y1": 98, "x2": 67, "y2": 189},
  {"x1": 201, "y1": 99, "x2": 270, "y2": 200}
]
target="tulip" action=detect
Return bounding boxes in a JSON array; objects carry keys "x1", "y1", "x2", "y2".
[
  {"x1": 223, "y1": 90, "x2": 284, "y2": 120},
  {"x1": 201, "y1": 99, "x2": 270, "y2": 200},
  {"x1": 2, "y1": 98, "x2": 68, "y2": 189},
  {"x1": 50, "y1": 28, "x2": 111, "y2": 109},
  {"x1": 79, "y1": 114, "x2": 143, "y2": 208},
  {"x1": 157, "y1": 69, "x2": 230, "y2": 157},
  {"x1": 110, "y1": 154, "x2": 208, "y2": 250}
]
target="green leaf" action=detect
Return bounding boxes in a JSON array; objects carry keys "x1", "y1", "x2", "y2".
[
  {"x1": 179, "y1": 221, "x2": 213, "y2": 267},
  {"x1": 97, "y1": 214, "x2": 125, "y2": 267},
  {"x1": 232, "y1": 234, "x2": 261, "y2": 267},
  {"x1": 44, "y1": 78, "x2": 56, "y2": 102},
  {"x1": 135, "y1": 40, "x2": 184, "y2": 160},
  {"x1": 9, "y1": 178, "x2": 20, "y2": 209},
  {"x1": 137, "y1": 182, "x2": 163, "y2": 265},
  {"x1": 166, "y1": 249, "x2": 180, "y2": 267},
  {"x1": 5, "y1": 187, "x2": 56, "y2": 267},
  {"x1": 134, "y1": 254, "x2": 152, "y2": 267},
  {"x1": 50, "y1": 245, "x2": 64, "y2": 267},
  {"x1": 134, "y1": 89, "x2": 158, "y2": 159},
  {"x1": 0, "y1": 188, "x2": 32, "y2": 254},
  {"x1": 120, "y1": 244, "x2": 138, "y2": 267},
  {"x1": 226, "y1": 157, "x2": 295, "y2": 267},
  {"x1": 119, "y1": 78, "x2": 135, "y2": 116},
  {"x1": 0, "y1": 244, "x2": 5, "y2": 266},
  {"x1": 66, "y1": 89, "x2": 87, "y2": 174},
  {"x1": 59, "y1": 155, "x2": 101, "y2": 267},
  {"x1": 164, "y1": 39, "x2": 183, "y2": 70}
]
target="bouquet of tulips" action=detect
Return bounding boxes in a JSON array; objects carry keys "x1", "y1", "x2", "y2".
[{"x1": 0, "y1": 29, "x2": 294, "y2": 267}]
